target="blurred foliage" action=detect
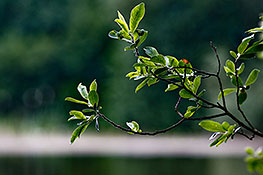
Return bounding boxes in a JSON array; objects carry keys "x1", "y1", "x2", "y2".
[{"x1": 0, "y1": 0, "x2": 263, "y2": 133}]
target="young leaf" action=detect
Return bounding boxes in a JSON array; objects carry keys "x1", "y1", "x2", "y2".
[
  {"x1": 166, "y1": 56, "x2": 179, "y2": 67},
  {"x1": 65, "y1": 97, "x2": 90, "y2": 106},
  {"x1": 179, "y1": 89, "x2": 194, "y2": 99},
  {"x1": 126, "y1": 121, "x2": 140, "y2": 132},
  {"x1": 237, "y1": 34, "x2": 254, "y2": 54},
  {"x1": 136, "y1": 30, "x2": 148, "y2": 48},
  {"x1": 218, "y1": 88, "x2": 236, "y2": 100},
  {"x1": 192, "y1": 76, "x2": 201, "y2": 94},
  {"x1": 108, "y1": 30, "x2": 119, "y2": 39},
  {"x1": 237, "y1": 63, "x2": 245, "y2": 75},
  {"x1": 88, "y1": 90, "x2": 99, "y2": 107},
  {"x1": 165, "y1": 84, "x2": 178, "y2": 92},
  {"x1": 77, "y1": 83, "x2": 89, "y2": 100},
  {"x1": 135, "y1": 78, "x2": 149, "y2": 93},
  {"x1": 151, "y1": 55, "x2": 166, "y2": 66},
  {"x1": 230, "y1": 51, "x2": 238, "y2": 59},
  {"x1": 70, "y1": 123, "x2": 89, "y2": 144},
  {"x1": 69, "y1": 110, "x2": 86, "y2": 120},
  {"x1": 147, "y1": 78, "x2": 159, "y2": 86},
  {"x1": 222, "y1": 121, "x2": 230, "y2": 131},
  {"x1": 126, "y1": 72, "x2": 140, "y2": 79},
  {"x1": 199, "y1": 120, "x2": 225, "y2": 132},
  {"x1": 129, "y1": 3, "x2": 145, "y2": 33},
  {"x1": 82, "y1": 108, "x2": 95, "y2": 113},
  {"x1": 247, "y1": 28, "x2": 263, "y2": 33},
  {"x1": 245, "y1": 69, "x2": 260, "y2": 86},
  {"x1": 144, "y1": 46, "x2": 159, "y2": 57},
  {"x1": 114, "y1": 19, "x2": 129, "y2": 33},
  {"x1": 225, "y1": 60, "x2": 235, "y2": 72},
  {"x1": 184, "y1": 106, "x2": 200, "y2": 118},
  {"x1": 117, "y1": 10, "x2": 128, "y2": 29},
  {"x1": 89, "y1": 79, "x2": 97, "y2": 92}
]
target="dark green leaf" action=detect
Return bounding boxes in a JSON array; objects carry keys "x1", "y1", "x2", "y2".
[
  {"x1": 70, "y1": 123, "x2": 89, "y2": 144},
  {"x1": 136, "y1": 30, "x2": 148, "y2": 47},
  {"x1": 238, "y1": 90, "x2": 247, "y2": 105},
  {"x1": 65, "y1": 97, "x2": 90, "y2": 106},
  {"x1": 82, "y1": 108, "x2": 95, "y2": 113},
  {"x1": 245, "y1": 69, "x2": 260, "y2": 86},
  {"x1": 154, "y1": 67, "x2": 167, "y2": 75},
  {"x1": 231, "y1": 76, "x2": 243, "y2": 87},
  {"x1": 165, "y1": 84, "x2": 178, "y2": 92},
  {"x1": 199, "y1": 120, "x2": 225, "y2": 132},
  {"x1": 135, "y1": 78, "x2": 149, "y2": 93},
  {"x1": 129, "y1": 3, "x2": 145, "y2": 33},
  {"x1": 147, "y1": 78, "x2": 159, "y2": 86},
  {"x1": 197, "y1": 89, "x2": 206, "y2": 97},
  {"x1": 239, "y1": 53, "x2": 256, "y2": 59},
  {"x1": 144, "y1": 46, "x2": 159, "y2": 57},
  {"x1": 237, "y1": 34, "x2": 254, "y2": 54},
  {"x1": 77, "y1": 83, "x2": 89, "y2": 100},
  {"x1": 88, "y1": 90, "x2": 99, "y2": 107},
  {"x1": 245, "y1": 44, "x2": 263, "y2": 54},
  {"x1": 69, "y1": 110, "x2": 86, "y2": 120},
  {"x1": 179, "y1": 89, "x2": 194, "y2": 99},
  {"x1": 89, "y1": 79, "x2": 97, "y2": 92},
  {"x1": 218, "y1": 88, "x2": 236, "y2": 100}
]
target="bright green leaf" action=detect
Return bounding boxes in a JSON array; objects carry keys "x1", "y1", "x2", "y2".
[
  {"x1": 199, "y1": 120, "x2": 225, "y2": 132},
  {"x1": 237, "y1": 63, "x2": 245, "y2": 75},
  {"x1": 237, "y1": 34, "x2": 254, "y2": 54},
  {"x1": 222, "y1": 121, "x2": 230, "y2": 131},
  {"x1": 147, "y1": 78, "x2": 159, "y2": 86},
  {"x1": 144, "y1": 46, "x2": 159, "y2": 57},
  {"x1": 136, "y1": 30, "x2": 148, "y2": 47},
  {"x1": 117, "y1": 10, "x2": 128, "y2": 29},
  {"x1": 165, "y1": 84, "x2": 178, "y2": 92},
  {"x1": 245, "y1": 69, "x2": 260, "y2": 86},
  {"x1": 70, "y1": 123, "x2": 89, "y2": 144},
  {"x1": 226, "y1": 60, "x2": 235, "y2": 72},
  {"x1": 90, "y1": 79, "x2": 97, "y2": 92},
  {"x1": 166, "y1": 56, "x2": 179, "y2": 67},
  {"x1": 65, "y1": 97, "x2": 90, "y2": 106},
  {"x1": 230, "y1": 51, "x2": 238, "y2": 59},
  {"x1": 218, "y1": 88, "x2": 236, "y2": 100},
  {"x1": 88, "y1": 90, "x2": 99, "y2": 107},
  {"x1": 108, "y1": 30, "x2": 118, "y2": 39},
  {"x1": 192, "y1": 76, "x2": 201, "y2": 94},
  {"x1": 179, "y1": 89, "x2": 194, "y2": 99},
  {"x1": 82, "y1": 108, "x2": 95, "y2": 113},
  {"x1": 184, "y1": 106, "x2": 200, "y2": 118},
  {"x1": 126, "y1": 121, "x2": 141, "y2": 132},
  {"x1": 247, "y1": 28, "x2": 263, "y2": 33},
  {"x1": 114, "y1": 19, "x2": 129, "y2": 33},
  {"x1": 135, "y1": 78, "x2": 149, "y2": 93},
  {"x1": 69, "y1": 110, "x2": 86, "y2": 120},
  {"x1": 151, "y1": 55, "x2": 166, "y2": 65},
  {"x1": 129, "y1": 3, "x2": 145, "y2": 33}
]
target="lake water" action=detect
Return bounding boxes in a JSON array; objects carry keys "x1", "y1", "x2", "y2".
[{"x1": 0, "y1": 156, "x2": 247, "y2": 175}]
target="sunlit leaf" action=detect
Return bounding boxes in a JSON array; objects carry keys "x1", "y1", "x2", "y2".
[
  {"x1": 129, "y1": 3, "x2": 145, "y2": 33},
  {"x1": 218, "y1": 88, "x2": 236, "y2": 100},
  {"x1": 89, "y1": 79, "x2": 97, "y2": 92},
  {"x1": 70, "y1": 123, "x2": 89, "y2": 144},
  {"x1": 165, "y1": 84, "x2": 178, "y2": 92},
  {"x1": 77, "y1": 83, "x2": 89, "y2": 100},
  {"x1": 135, "y1": 78, "x2": 149, "y2": 93},
  {"x1": 65, "y1": 97, "x2": 90, "y2": 106},
  {"x1": 69, "y1": 110, "x2": 86, "y2": 120},
  {"x1": 245, "y1": 69, "x2": 260, "y2": 86},
  {"x1": 88, "y1": 90, "x2": 99, "y2": 107},
  {"x1": 192, "y1": 76, "x2": 201, "y2": 94},
  {"x1": 237, "y1": 34, "x2": 254, "y2": 54},
  {"x1": 199, "y1": 120, "x2": 225, "y2": 132},
  {"x1": 179, "y1": 89, "x2": 194, "y2": 99},
  {"x1": 144, "y1": 46, "x2": 159, "y2": 57}
]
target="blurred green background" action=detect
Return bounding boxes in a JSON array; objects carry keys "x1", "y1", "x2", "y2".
[{"x1": 0, "y1": 0, "x2": 263, "y2": 134}]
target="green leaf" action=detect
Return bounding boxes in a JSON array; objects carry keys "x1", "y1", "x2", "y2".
[
  {"x1": 144, "y1": 46, "x2": 159, "y2": 57},
  {"x1": 197, "y1": 89, "x2": 206, "y2": 97},
  {"x1": 222, "y1": 121, "x2": 230, "y2": 131},
  {"x1": 126, "y1": 121, "x2": 141, "y2": 132},
  {"x1": 246, "y1": 147, "x2": 255, "y2": 155},
  {"x1": 224, "y1": 66, "x2": 235, "y2": 75},
  {"x1": 237, "y1": 34, "x2": 254, "y2": 54},
  {"x1": 179, "y1": 89, "x2": 194, "y2": 99},
  {"x1": 126, "y1": 72, "x2": 140, "y2": 79},
  {"x1": 135, "y1": 78, "x2": 149, "y2": 93},
  {"x1": 114, "y1": 19, "x2": 129, "y2": 33},
  {"x1": 192, "y1": 76, "x2": 201, "y2": 94},
  {"x1": 231, "y1": 76, "x2": 243, "y2": 87},
  {"x1": 230, "y1": 51, "x2": 238, "y2": 59},
  {"x1": 77, "y1": 83, "x2": 89, "y2": 100},
  {"x1": 136, "y1": 30, "x2": 148, "y2": 47},
  {"x1": 151, "y1": 55, "x2": 166, "y2": 65},
  {"x1": 65, "y1": 97, "x2": 90, "y2": 106},
  {"x1": 82, "y1": 108, "x2": 95, "y2": 113},
  {"x1": 88, "y1": 90, "x2": 99, "y2": 107},
  {"x1": 70, "y1": 123, "x2": 89, "y2": 144},
  {"x1": 90, "y1": 79, "x2": 97, "y2": 92},
  {"x1": 247, "y1": 28, "x2": 263, "y2": 33},
  {"x1": 237, "y1": 63, "x2": 245, "y2": 75},
  {"x1": 184, "y1": 106, "x2": 200, "y2": 118},
  {"x1": 69, "y1": 110, "x2": 86, "y2": 120},
  {"x1": 129, "y1": 3, "x2": 145, "y2": 33},
  {"x1": 225, "y1": 60, "x2": 235, "y2": 72},
  {"x1": 67, "y1": 116, "x2": 78, "y2": 121},
  {"x1": 117, "y1": 10, "x2": 128, "y2": 29},
  {"x1": 108, "y1": 30, "x2": 118, "y2": 39},
  {"x1": 154, "y1": 67, "x2": 167, "y2": 75},
  {"x1": 218, "y1": 88, "x2": 236, "y2": 100},
  {"x1": 166, "y1": 56, "x2": 179, "y2": 67},
  {"x1": 165, "y1": 84, "x2": 178, "y2": 92},
  {"x1": 244, "y1": 44, "x2": 263, "y2": 54},
  {"x1": 199, "y1": 120, "x2": 225, "y2": 132},
  {"x1": 245, "y1": 69, "x2": 260, "y2": 86},
  {"x1": 239, "y1": 53, "x2": 256, "y2": 59},
  {"x1": 238, "y1": 90, "x2": 247, "y2": 105},
  {"x1": 147, "y1": 78, "x2": 159, "y2": 86}
]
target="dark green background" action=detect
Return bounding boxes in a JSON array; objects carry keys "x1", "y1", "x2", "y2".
[{"x1": 0, "y1": 0, "x2": 262, "y2": 133}]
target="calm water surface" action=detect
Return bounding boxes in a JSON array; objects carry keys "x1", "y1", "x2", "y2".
[{"x1": 0, "y1": 156, "x2": 247, "y2": 175}]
